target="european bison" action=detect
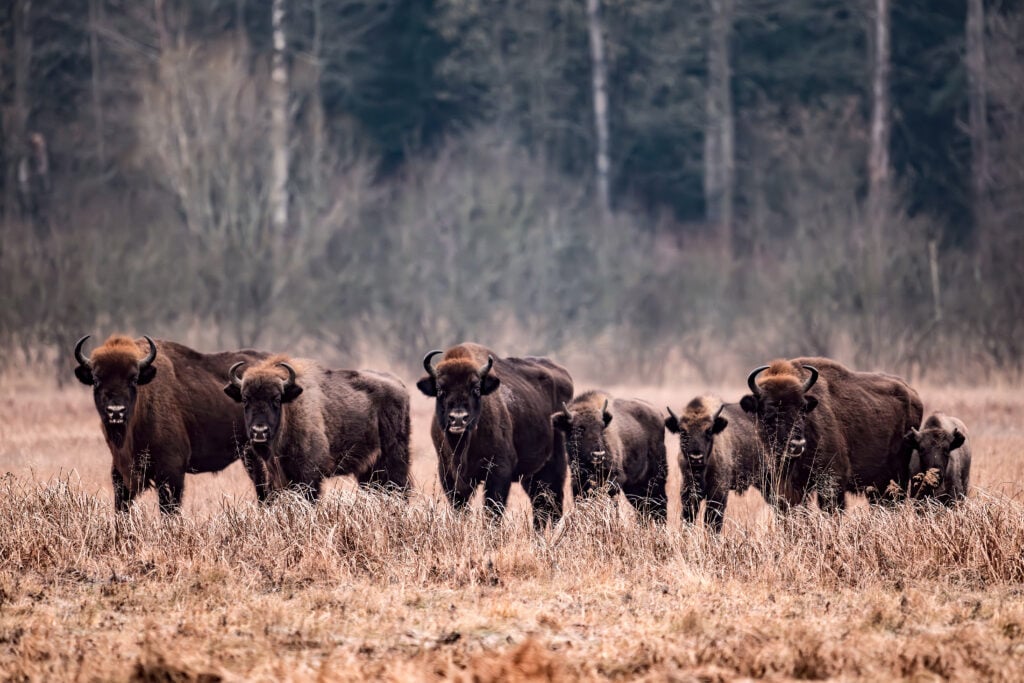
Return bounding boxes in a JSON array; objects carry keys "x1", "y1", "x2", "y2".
[
  {"x1": 224, "y1": 356, "x2": 411, "y2": 501},
  {"x1": 73, "y1": 334, "x2": 270, "y2": 512},
  {"x1": 905, "y1": 413, "x2": 971, "y2": 505},
  {"x1": 740, "y1": 358, "x2": 923, "y2": 511},
  {"x1": 552, "y1": 391, "x2": 668, "y2": 523},
  {"x1": 417, "y1": 343, "x2": 573, "y2": 528},
  {"x1": 665, "y1": 396, "x2": 761, "y2": 531}
]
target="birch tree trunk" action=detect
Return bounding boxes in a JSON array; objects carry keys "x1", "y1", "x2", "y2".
[
  {"x1": 270, "y1": 0, "x2": 290, "y2": 235},
  {"x1": 867, "y1": 0, "x2": 891, "y2": 251},
  {"x1": 704, "y1": 0, "x2": 734, "y2": 256},
  {"x1": 966, "y1": 0, "x2": 990, "y2": 252},
  {"x1": 586, "y1": 0, "x2": 611, "y2": 219}
]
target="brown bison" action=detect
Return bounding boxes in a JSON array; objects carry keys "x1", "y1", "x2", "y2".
[
  {"x1": 552, "y1": 391, "x2": 668, "y2": 523},
  {"x1": 417, "y1": 343, "x2": 573, "y2": 528},
  {"x1": 905, "y1": 413, "x2": 971, "y2": 505},
  {"x1": 665, "y1": 396, "x2": 761, "y2": 531},
  {"x1": 73, "y1": 334, "x2": 271, "y2": 513},
  {"x1": 740, "y1": 358, "x2": 923, "y2": 511},
  {"x1": 224, "y1": 356, "x2": 411, "y2": 501}
]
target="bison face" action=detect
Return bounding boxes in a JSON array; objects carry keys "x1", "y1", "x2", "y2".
[
  {"x1": 224, "y1": 362, "x2": 303, "y2": 448},
  {"x1": 665, "y1": 405, "x2": 727, "y2": 465},
  {"x1": 73, "y1": 336, "x2": 157, "y2": 447},
  {"x1": 553, "y1": 401, "x2": 616, "y2": 495},
  {"x1": 740, "y1": 364, "x2": 818, "y2": 462},
  {"x1": 417, "y1": 351, "x2": 499, "y2": 437},
  {"x1": 905, "y1": 427, "x2": 964, "y2": 491}
]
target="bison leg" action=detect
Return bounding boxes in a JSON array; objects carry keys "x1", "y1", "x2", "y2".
[
  {"x1": 155, "y1": 472, "x2": 185, "y2": 514},
  {"x1": 364, "y1": 399, "x2": 412, "y2": 496},
  {"x1": 240, "y1": 445, "x2": 274, "y2": 503},
  {"x1": 626, "y1": 463, "x2": 669, "y2": 525},
  {"x1": 111, "y1": 468, "x2": 138, "y2": 513},
  {"x1": 524, "y1": 437, "x2": 567, "y2": 530},
  {"x1": 482, "y1": 476, "x2": 513, "y2": 520},
  {"x1": 704, "y1": 490, "x2": 728, "y2": 533}
]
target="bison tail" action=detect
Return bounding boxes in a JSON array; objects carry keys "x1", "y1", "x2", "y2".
[{"x1": 369, "y1": 394, "x2": 412, "y2": 495}]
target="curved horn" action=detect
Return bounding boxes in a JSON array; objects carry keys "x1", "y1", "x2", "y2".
[
  {"x1": 601, "y1": 399, "x2": 609, "y2": 415},
  {"x1": 138, "y1": 336, "x2": 157, "y2": 369},
  {"x1": 666, "y1": 406, "x2": 679, "y2": 423},
  {"x1": 74, "y1": 335, "x2": 91, "y2": 367},
  {"x1": 747, "y1": 365, "x2": 769, "y2": 396},
  {"x1": 801, "y1": 364, "x2": 819, "y2": 393},
  {"x1": 561, "y1": 401, "x2": 572, "y2": 419},
  {"x1": 228, "y1": 361, "x2": 246, "y2": 388},
  {"x1": 478, "y1": 354, "x2": 494, "y2": 378},
  {"x1": 422, "y1": 350, "x2": 442, "y2": 379},
  {"x1": 712, "y1": 402, "x2": 726, "y2": 421},
  {"x1": 277, "y1": 362, "x2": 297, "y2": 390}
]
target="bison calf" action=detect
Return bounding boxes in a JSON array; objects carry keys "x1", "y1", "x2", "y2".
[
  {"x1": 665, "y1": 396, "x2": 761, "y2": 532},
  {"x1": 224, "y1": 356, "x2": 411, "y2": 502},
  {"x1": 553, "y1": 391, "x2": 668, "y2": 523},
  {"x1": 905, "y1": 413, "x2": 971, "y2": 506}
]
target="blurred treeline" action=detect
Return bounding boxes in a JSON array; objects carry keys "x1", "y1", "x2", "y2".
[{"x1": 1, "y1": 0, "x2": 1022, "y2": 384}]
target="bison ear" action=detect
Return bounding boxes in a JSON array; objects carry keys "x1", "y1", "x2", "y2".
[
  {"x1": 602, "y1": 410, "x2": 613, "y2": 428},
  {"x1": 481, "y1": 374, "x2": 501, "y2": 396},
  {"x1": 802, "y1": 396, "x2": 818, "y2": 413},
  {"x1": 138, "y1": 364, "x2": 157, "y2": 386},
  {"x1": 950, "y1": 429, "x2": 965, "y2": 451},
  {"x1": 416, "y1": 376, "x2": 437, "y2": 397},
  {"x1": 74, "y1": 365, "x2": 94, "y2": 386},
  {"x1": 282, "y1": 384, "x2": 304, "y2": 403},
  {"x1": 223, "y1": 383, "x2": 243, "y2": 402},
  {"x1": 552, "y1": 412, "x2": 572, "y2": 432},
  {"x1": 712, "y1": 416, "x2": 729, "y2": 434},
  {"x1": 739, "y1": 395, "x2": 758, "y2": 414}
]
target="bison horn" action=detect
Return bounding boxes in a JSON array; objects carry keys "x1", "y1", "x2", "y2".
[
  {"x1": 422, "y1": 350, "x2": 443, "y2": 380},
  {"x1": 747, "y1": 365, "x2": 769, "y2": 396},
  {"x1": 801, "y1": 365, "x2": 819, "y2": 393},
  {"x1": 139, "y1": 335, "x2": 157, "y2": 370},
  {"x1": 666, "y1": 406, "x2": 679, "y2": 423},
  {"x1": 228, "y1": 361, "x2": 246, "y2": 388},
  {"x1": 562, "y1": 402, "x2": 572, "y2": 419},
  {"x1": 712, "y1": 402, "x2": 726, "y2": 421},
  {"x1": 478, "y1": 355, "x2": 494, "y2": 378},
  {"x1": 601, "y1": 399, "x2": 609, "y2": 414},
  {"x1": 277, "y1": 362, "x2": 297, "y2": 390},
  {"x1": 74, "y1": 335, "x2": 91, "y2": 367}
]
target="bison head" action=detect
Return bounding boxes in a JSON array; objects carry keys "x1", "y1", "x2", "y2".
[
  {"x1": 553, "y1": 399, "x2": 617, "y2": 495},
  {"x1": 74, "y1": 335, "x2": 157, "y2": 447},
  {"x1": 224, "y1": 361, "x2": 303, "y2": 447},
  {"x1": 905, "y1": 425, "x2": 965, "y2": 492},
  {"x1": 740, "y1": 362, "x2": 819, "y2": 461},
  {"x1": 664, "y1": 399, "x2": 728, "y2": 464},
  {"x1": 417, "y1": 350, "x2": 499, "y2": 437}
]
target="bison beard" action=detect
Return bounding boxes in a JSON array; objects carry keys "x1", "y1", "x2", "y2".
[
  {"x1": 418, "y1": 343, "x2": 573, "y2": 529},
  {"x1": 73, "y1": 334, "x2": 272, "y2": 513}
]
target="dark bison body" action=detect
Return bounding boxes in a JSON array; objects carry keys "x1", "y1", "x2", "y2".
[
  {"x1": 665, "y1": 396, "x2": 761, "y2": 532},
  {"x1": 224, "y1": 356, "x2": 411, "y2": 502},
  {"x1": 553, "y1": 390, "x2": 668, "y2": 523},
  {"x1": 906, "y1": 412, "x2": 971, "y2": 505},
  {"x1": 740, "y1": 357, "x2": 923, "y2": 511},
  {"x1": 73, "y1": 335, "x2": 270, "y2": 512},
  {"x1": 417, "y1": 343, "x2": 573, "y2": 528}
]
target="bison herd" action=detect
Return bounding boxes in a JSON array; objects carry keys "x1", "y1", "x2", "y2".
[{"x1": 72, "y1": 334, "x2": 972, "y2": 527}]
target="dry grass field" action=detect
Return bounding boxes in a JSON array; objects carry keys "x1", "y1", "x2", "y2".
[{"x1": 2, "y1": 372, "x2": 1024, "y2": 681}]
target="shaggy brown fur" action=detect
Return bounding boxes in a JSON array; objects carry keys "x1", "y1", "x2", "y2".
[
  {"x1": 665, "y1": 395, "x2": 761, "y2": 532},
  {"x1": 740, "y1": 357, "x2": 924, "y2": 511},
  {"x1": 74, "y1": 335, "x2": 271, "y2": 513},
  {"x1": 226, "y1": 356, "x2": 410, "y2": 501},
  {"x1": 417, "y1": 343, "x2": 573, "y2": 528},
  {"x1": 906, "y1": 412, "x2": 971, "y2": 506},
  {"x1": 554, "y1": 390, "x2": 668, "y2": 523}
]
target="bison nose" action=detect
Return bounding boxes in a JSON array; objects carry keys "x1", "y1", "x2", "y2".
[
  {"x1": 447, "y1": 410, "x2": 470, "y2": 433},
  {"x1": 251, "y1": 424, "x2": 270, "y2": 443},
  {"x1": 105, "y1": 405, "x2": 126, "y2": 424}
]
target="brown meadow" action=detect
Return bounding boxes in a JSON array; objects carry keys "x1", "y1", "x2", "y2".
[{"x1": 2, "y1": 375, "x2": 1024, "y2": 681}]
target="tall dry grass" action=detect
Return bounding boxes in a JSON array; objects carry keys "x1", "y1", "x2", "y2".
[{"x1": 1, "y1": 379, "x2": 1024, "y2": 680}]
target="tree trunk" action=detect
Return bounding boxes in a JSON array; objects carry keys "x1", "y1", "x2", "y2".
[
  {"x1": 866, "y1": 0, "x2": 891, "y2": 250},
  {"x1": 965, "y1": 0, "x2": 989, "y2": 253},
  {"x1": 586, "y1": 0, "x2": 611, "y2": 219},
  {"x1": 704, "y1": 0, "x2": 734, "y2": 256},
  {"x1": 88, "y1": 0, "x2": 106, "y2": 167},
  {"x1": 270, "y1": 0, "x2": 290, "y2": 235},
  {"x1": 5, "y1": 0, "x2": 32, "y2": 224}
]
